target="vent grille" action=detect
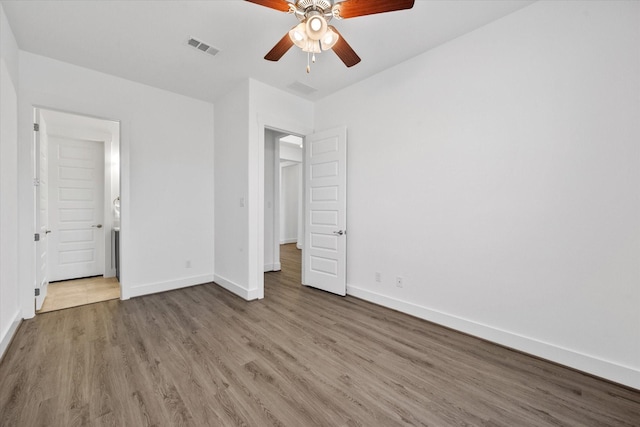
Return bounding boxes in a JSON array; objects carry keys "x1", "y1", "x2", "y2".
[
  {"x1": 287, "y1": 81, "x2": 318, "y2": 95},
  {"x1": 187, "y1": 37, "x2": 220, "y2": 57}
]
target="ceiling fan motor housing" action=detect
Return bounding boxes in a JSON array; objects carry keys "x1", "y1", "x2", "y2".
[
  {"x1": 295, "y1": 0, "x2": 334, "y2": 13},
  {"x1": 292, "y1": 0, "x2": 335, "y2": 22}
]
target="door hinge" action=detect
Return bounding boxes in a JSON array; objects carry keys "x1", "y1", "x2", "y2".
[
  {"x1": 33, "y1": 123, "x2": 40, "y2": 132},
  {"x1": 35, "y1": 288, "x2": 40, "y2": 297},
  {"x1": 34, "y1": 233, "x2": 40, "y2": 242},
  {"x1": 33, "y1": 178, "x2": 40, "y2": 187}
]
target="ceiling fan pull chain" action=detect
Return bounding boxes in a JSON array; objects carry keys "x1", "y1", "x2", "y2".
[{"x1": 307, "y1": 51, "x2": 311, "y2": 73}]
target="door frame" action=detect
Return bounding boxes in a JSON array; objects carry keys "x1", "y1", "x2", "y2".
[
  {"x1": 33, "y1": 109, "x2": 48, "y2": 310},
  {"x1": 255, "y1": 115, "x2": 313, "y2": 299},
  {"x1": 28, "y1": 105, "x2": 123, "y2": 315},
  {"x1": 265, "y1": 133, "x2": 303, "y2": 273},
  {"x1": 264, "y1": 129, "x2": 284, "y2": 273}
]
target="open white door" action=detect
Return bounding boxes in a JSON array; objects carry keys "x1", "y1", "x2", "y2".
[
  {"x1": 303, "y1": 126, "x2": 347, "y2": 296},
  {"x1": 34, "y1": 110, "x2": 49, "y2": 310}
]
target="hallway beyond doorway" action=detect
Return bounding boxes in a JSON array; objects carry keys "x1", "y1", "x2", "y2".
[{"x1": 265, "y1": 243, "x2": 301, "y2": 289}]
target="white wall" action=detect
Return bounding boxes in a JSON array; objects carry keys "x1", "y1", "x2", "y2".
[
  {"x1": 0, "y1": 3, "x2": 21, "y2": 358},
  {"x1": 314, "y1": 0, "x2": 640, "y2": 389},
  {"x1": 17, "y1": 52, "x2": 215, "y2": 317},
  {"x1": 280, "y1": 163, "x2": 300, "y2": 244},
  {"x1": 214, "y1": 78, "x2": 313, "y2": 300},
  {"x1": 213, "y1": 81, "x2": 250, "y2": 297},
  {"x1": 279, "y1": 140, "x2": 302, "y2": 245}
]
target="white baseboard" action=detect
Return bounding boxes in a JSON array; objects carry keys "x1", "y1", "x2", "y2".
[
  {"x1": 214, "y1": 274, "x2": 261, "y2": 301},
  {"x1": 280, "y1": 239, "x2": 297, "y2": 244},
  {"x1": 346, "y1": 284, "x2": 640, "y2": 390},
  {"x1": 0, "y1": 312, "x2": 21, "y2": 361},
  {"x1": 264, "y1": 263, "x2": 282, "y2": 272},
  {"x1": 124, "y1": 274, "x2": 215, "y2": 299}
]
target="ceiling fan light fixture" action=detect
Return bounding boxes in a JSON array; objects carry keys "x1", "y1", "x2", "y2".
[
  {"x1": 309, "y1": 16, "x2": 322, "y2": 31},
  {"x1": 289, "y1": 22, "x2": 308, "y2": 48},
  {"x1": 302, "y1": 40, "x2": 321, "y2": 54},
  {"x1": 305, "y1": 13, "x2": 327, "y2": 41},
  {"x1": 320, "y1": 27, "x2": 339, "y2": 50},
  {"x1": 248, "y1": 0, "x2": 416, "y2": 69}
]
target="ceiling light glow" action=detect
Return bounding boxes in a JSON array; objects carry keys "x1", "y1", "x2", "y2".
[
  {"x1": 321, "y1": 27, "x2": 339, "y2": 50},
  {"x1": 289, "y1": 22, "x2": 308, "y2": 48},
  {"x1": 310, "y1": 17, "x2": 322, "y2": 31}
]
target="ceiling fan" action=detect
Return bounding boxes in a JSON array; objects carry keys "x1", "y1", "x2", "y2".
[{"x1": 246, "y1": 0, "x2": 415, "y2": 72}]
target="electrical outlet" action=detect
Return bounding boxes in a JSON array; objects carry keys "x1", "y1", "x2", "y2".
[
  {"x1": 375, "y1": 272, "x2": 381, "y2": 283},
  {"x1": 395, "y1": 276, "x2": 404, "y2": 288},
  {"x1": 185, "y1": 260, "x2": 192, "y2": 268}
]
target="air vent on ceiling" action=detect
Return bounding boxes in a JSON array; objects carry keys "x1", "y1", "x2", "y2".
[
  {"x1": 287, "y1": 81, "x2": 318, "y2": 95},
  {"x1": 187, "y1": 37, "x2": 220, "y2": 57}
]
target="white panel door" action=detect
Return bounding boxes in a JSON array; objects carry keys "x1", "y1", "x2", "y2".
[
  {"x1": 303, "y1": 126, "x2": 347, "y2": 296},
  {"x1": 48, "y1": 136, "x2": 104, "y2": 282},
  {"x1": 34, "y1": 112, "x2": 49, "y2": 309}
]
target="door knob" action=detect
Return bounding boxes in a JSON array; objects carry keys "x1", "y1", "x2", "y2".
[
  {"x1": 333, "y1": 230, "x2": 344, "y2": 236},
  {"x1": 92, "y1": 224, "x2": 103, "y2": 229}
]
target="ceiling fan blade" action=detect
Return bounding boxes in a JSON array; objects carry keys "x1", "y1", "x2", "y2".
[
  {"x1": 265, "y1": 31, "x2": 295, "y2": 61},
  {"x1": 336, "y1": 0, "x2": 415, "y2": 19},
  {"x1": 329, "y1": 26, "x2": 361, "y2": 67},
  {"x1": 245, "y1": 0, "x2": 291, "y2": 12}
]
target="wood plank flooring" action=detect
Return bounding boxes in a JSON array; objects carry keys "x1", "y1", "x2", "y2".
[
  {"x1": 37, "y1": 276, "x2": 120, "y2": 313},
  {"x1": 1, "y1": 244, "x2": 638, "y2": 426}
]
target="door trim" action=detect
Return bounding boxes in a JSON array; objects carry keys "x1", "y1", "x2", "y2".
[{"x1": 33, "y1": 109, "x2": 47, "y2": 310}]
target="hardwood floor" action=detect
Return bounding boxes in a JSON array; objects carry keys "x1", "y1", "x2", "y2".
[
  {"x1": 37, "y1": 276, "x2": 120, "y2": 313},
  {"x1": 1, "y1": 244, "x2": 638, "y2": 426}
]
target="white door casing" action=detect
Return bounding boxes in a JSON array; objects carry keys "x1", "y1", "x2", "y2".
[
  {"x1": 303, "y1": 126, "x2": 347, "y2": 296},
  {"x1": 34, "y1": 111, "x2": 49, "y2": 309},
  {"x1": 48, "y1": 136, "x2": 105, "y2": 282}
]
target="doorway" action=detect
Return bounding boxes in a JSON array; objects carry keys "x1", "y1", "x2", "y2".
[
  {"x1": 264, "y1": 130, "x2": 303, "y2": 280},
  {"x1": 258, "y1": 124, "x2": 347, "y2": 298},
  {"x1": 34, "y1": 108, "x2": 121, "y2": 312}
]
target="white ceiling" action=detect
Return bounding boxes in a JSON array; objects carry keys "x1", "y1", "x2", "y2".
[{"x1": 2, "y1": 0, "x2": 535, "y2": 102}]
